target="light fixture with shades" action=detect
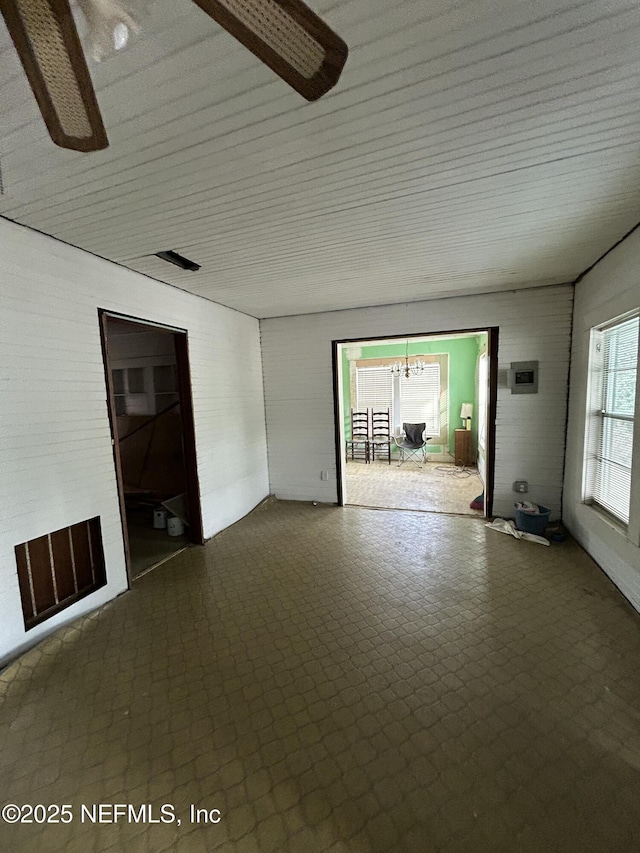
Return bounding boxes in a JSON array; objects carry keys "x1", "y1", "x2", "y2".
[
  {"x1": 460, "y1": 403, "x2": 473, "y2": 430},
  {"x1": 390, "y1": 340, "x2": 426, "y2": 379},
  {"x1": 73, "y1": 0, "x2": 141, "y2": 63}
]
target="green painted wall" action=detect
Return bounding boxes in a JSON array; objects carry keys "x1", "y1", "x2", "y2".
[
  {"x1": 342, "y1": 346, "x2": 352, "y2": 441},
  {"x1": 342, "y1": 336, "x2": 484, "y2": 455}
]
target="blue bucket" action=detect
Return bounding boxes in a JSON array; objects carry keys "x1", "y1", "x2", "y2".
[{"x1": 515, "y1": 505, "x2": 550, "y2": 536}]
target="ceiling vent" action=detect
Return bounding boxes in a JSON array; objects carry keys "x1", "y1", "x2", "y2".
[{"x1": 155, "y1": 250, "x2": 201, "y2": 272}]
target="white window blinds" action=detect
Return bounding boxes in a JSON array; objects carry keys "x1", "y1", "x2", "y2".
[
  {"x1": 585, "y1": 314, "x2": 638, "y2": 524},
  {"x1": 399, "y1": 365, "x2": 440, "y2": 433},
  {"x1": 356, "y1": 367, "x2": 393, "y2": 415}
]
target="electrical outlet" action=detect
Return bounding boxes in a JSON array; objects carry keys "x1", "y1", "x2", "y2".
[
  {"x1": 320, "y1": 471, "x2": 329, "y2": 481},
  {"x1": 513, "y1": 480, "x2": 528, "y2": 493}
]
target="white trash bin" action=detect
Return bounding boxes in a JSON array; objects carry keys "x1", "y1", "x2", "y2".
[{"x1": 167, "y1": 516, "x2": 184, "y2": 537}]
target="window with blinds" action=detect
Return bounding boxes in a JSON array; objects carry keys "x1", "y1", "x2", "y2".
[
  {"x1": 356, "y1": 364, "x2": 442, "y2": 435},
  {"x1": 399, "y1": 366, "x2": 441, "y2": 433},
  {"x1": 584, "y1": 313, "x2": 639, "y2": 524},
  {"x1": 356, "y1": 367, "x2": 393, "y2": 416}
]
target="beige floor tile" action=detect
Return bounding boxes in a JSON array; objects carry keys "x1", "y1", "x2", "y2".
[
  {"x1": 1, "y1": 501, "x2": 640, "y2": 851},
  {"x1": 345, "y1": 460, "x2": 483, "y2": 515}
]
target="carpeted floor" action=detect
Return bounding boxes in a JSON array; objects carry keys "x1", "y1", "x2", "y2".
[{"x1": 345, "y1": 460, "x2": 483, "y2": 515}]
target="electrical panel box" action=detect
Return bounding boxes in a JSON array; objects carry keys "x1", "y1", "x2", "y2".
[{"x1": 508, "y1": 361, "x2": 539, "y2": 394}]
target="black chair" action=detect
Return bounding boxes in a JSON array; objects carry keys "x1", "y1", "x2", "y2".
[
  {"x1": 394, "y1": 422, "x2": 430, "y2": 467},
  {"x1": 346, "y1": 408, "x2": 370, "y2": 463},
  {"x1": 370, "y1": 408, "x2": 391, "y2": 464}
]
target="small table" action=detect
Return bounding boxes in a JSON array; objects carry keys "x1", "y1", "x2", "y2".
[{"x1": 454, "y1": 429, "x2": 474, "y2": 467}]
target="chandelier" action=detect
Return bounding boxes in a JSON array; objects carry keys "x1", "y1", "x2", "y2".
[{"x1": 390, "y1": 340, "x2": 427, "y2": 378}]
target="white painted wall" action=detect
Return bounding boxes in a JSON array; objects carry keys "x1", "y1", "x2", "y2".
[
  {"x1": 0, "y1": 218, "x2": 269, "y2": 666},
  {"x1": 261, "y1": 285, "x2": 573, "y2": 516},
  {"x1": 564, "y1": 230, "x2": 640, "y2": 612}
]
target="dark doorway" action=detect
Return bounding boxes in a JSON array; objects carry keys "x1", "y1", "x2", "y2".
[{"x1": 99, "y1": 312, "x2": 204, "y2": 580}]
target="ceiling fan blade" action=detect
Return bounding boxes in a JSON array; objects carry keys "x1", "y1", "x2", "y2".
[
  {"x1": 0, "y1": 0, "x2": 108, "y2": 150},
  {"x1": 191, "y1": 0, "x2": 348, "y2": 101}
]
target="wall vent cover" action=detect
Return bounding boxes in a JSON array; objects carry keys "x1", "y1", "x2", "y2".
[{"x1": 15, "y1": 516, "x2": 107, "y2": 630}]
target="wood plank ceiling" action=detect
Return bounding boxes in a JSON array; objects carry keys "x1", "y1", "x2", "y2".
[{"x1": 1, "y1": 0, "x2": 639, "y2": 318}]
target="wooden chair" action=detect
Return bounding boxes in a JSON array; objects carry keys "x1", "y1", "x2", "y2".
[
  {"x1": 370, "y1": 408, "x2": 391, "y2": 464},
  {"x1": 346, "y1": 408, "x2": 370, "y2": 462}
]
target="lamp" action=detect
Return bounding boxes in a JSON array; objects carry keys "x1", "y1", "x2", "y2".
[
  {"x1": 390, "y1": 340, "x2": 426, "y2": 378},
  {"x1": 460, "y1": 403, "x2": 473, "y2": 430}
]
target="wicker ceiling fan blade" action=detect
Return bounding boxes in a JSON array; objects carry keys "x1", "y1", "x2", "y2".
[
  {"x1": 0, "y1": 0, "x2": 108, "y2": 151},
  {"x1": 190, "y1": 0, "x2": 347, "y2": 101}
]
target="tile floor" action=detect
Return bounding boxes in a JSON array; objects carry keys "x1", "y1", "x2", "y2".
[
  {"x1": 345, "y1": 460, "x2": 483, "y2": 516},
  {"x1": 1, "y1": 501, "x2": 640, "y2": 852}
]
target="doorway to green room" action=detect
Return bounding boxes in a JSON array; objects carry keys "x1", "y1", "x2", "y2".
[{"x1": 334, "y1": 329, "x2": 497, "y2": 517}]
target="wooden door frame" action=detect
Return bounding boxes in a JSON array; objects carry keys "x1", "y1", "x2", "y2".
[
  {"x1": 98, "y1": 310, "x2": 204, "y2": 585},
  {"x1": 173, "y1": 332, "x2": 204, "y2": 544},
  {"x1": 485, "y1": 327, "x2": 499, "y2": 518},
  {"x1": 332, "y1": 326, "x2": 499, "y2": 517}
]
